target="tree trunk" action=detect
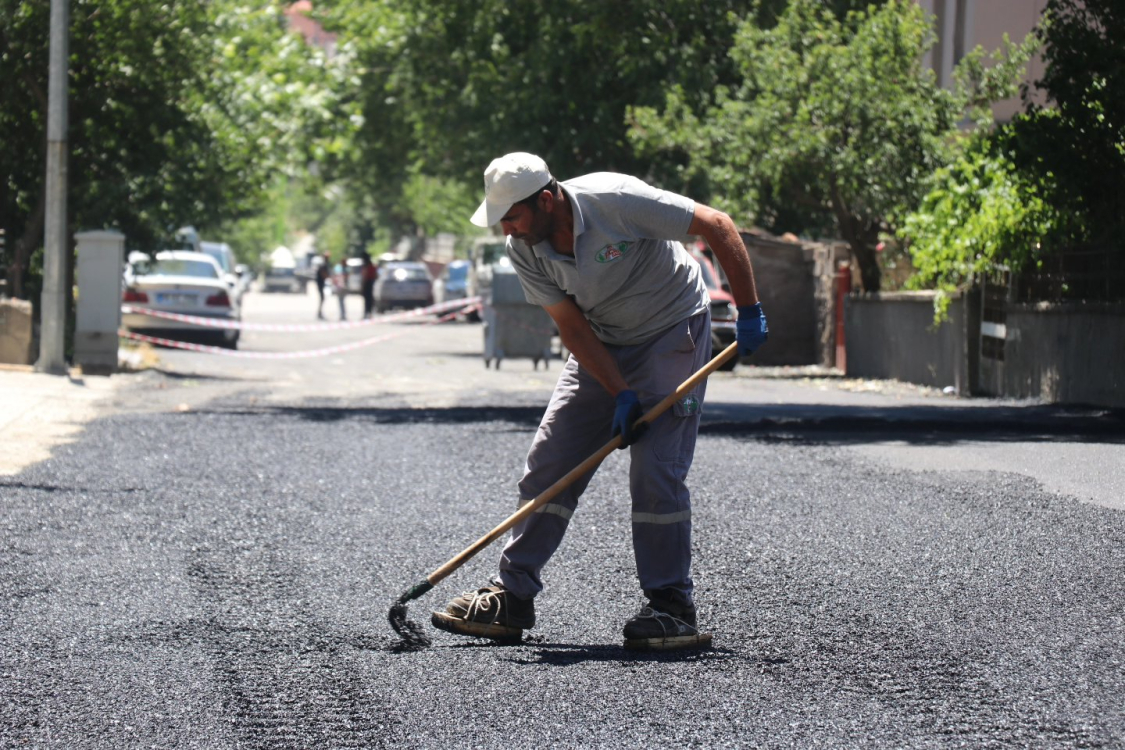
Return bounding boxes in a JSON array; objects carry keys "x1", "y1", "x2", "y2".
[
  {"x1": 850, "y1": 235, "x2": 882, "y2": 294},
  {"x1": 9, "y1": 192, "x2": 47, "y2": 300},
  {"x1": 829, "y1": 183, "x2": 882, "y2": 293}
]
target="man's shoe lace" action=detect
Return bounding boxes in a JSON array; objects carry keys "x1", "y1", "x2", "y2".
[
  {"x1": 632, "y1": 606, "x2": 695, "y2": 637},
  {"x1": 463, "y1": 588, "x2": 506, "y2": 623}
]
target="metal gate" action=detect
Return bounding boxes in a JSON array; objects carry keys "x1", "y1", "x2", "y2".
[{"x1": 977, "y1": 267, "x2": 1011, "y2": 397}]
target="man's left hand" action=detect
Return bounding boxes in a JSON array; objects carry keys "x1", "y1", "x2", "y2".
[
  {"x1": 611, "y1": 389, "x2": 647, "y2": 449},
  {"x1": 736, "y1": 303, "x2": 769, "y2": 356}
]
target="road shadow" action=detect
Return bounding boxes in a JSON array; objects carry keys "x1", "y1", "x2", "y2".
[
  {"x1": 139, "y1": 366, "x2": 255, "y2": 384},
  {"x1": 177, "y1": 401, "x2": 1124, "y2": 446},
  {"x1": 191, "y1": 404, "x2": 546, "y2": 428},
  {"x1": 702, "y1": 402, "x2": 1125, "y2": 445}
]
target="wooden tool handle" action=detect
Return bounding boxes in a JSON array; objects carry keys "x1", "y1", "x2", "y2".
[{"x1": 426, "y1": 340, "x2": 740, "y2": 585}]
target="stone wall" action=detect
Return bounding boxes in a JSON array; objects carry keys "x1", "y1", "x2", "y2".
[
  {"x1": 740, "y1": 232, "x2": 848, "y2": 367},
  {"x1": 0, "y1": 298, "x2": 36, "y2": 366}
]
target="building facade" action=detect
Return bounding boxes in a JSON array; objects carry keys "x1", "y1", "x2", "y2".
[{"x1": 917, "y1": 0, "x2": 1049, "y2": 121}]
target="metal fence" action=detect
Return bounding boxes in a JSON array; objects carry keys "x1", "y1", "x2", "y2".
[{"x1": 1012, "y1": 246, "x2": 1125, "y2": 304}]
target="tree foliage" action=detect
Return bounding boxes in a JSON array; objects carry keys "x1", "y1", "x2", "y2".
[
  {"x1": 0, "y1": 0, "x2": 355, "y2": 298},
  {"x1": 901, "y1": 127, "x2": 1067, "y2": 317},
  {"x1": 902, "y1": 0, "x2": 1123, "y2": 318},
  {"x1": 319, "y1": 0, "x2": 772, "y2": 239},
  {"x1": 1019, "y1": 0, "x2": 1125, "y2": 249},
  {"x1": 628, "y1": 0, "x2": 1035, "y2": 292}
]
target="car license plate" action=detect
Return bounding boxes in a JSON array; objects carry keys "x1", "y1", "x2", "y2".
[{"x1": 156, "y1": 292, "x2": 197, "y2": 305}]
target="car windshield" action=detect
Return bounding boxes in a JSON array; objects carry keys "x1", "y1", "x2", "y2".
[
  {"x1": 446, "y1": 265, "x2": 469, "y2": 281},
  {"x1": 390, "y1": 266, "x2": 428, "y2": 281},
  {"x1": 134, "y1": 259, "x2": 219, "y2": 279}
]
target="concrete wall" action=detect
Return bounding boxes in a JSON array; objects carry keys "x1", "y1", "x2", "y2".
[
  {"x1": 1002, "y1": 303, "x2": 1125, "y2": 407},
  {"x1": 741, "y1": 233, "x2": 819, "y2": 366},
  {"x1": 845, "y1": 291, "x2": 1125, "y2": 407},
  {"x1": 845, "y1": 291, "x2": 972, "y2": 393}
]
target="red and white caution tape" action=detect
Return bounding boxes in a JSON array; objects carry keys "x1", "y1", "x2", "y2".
[
  {"x1": 119, "y1": 307, "x2": 467, "y2": 359},
  {"x1": 120, "y1": 296, "x2": 481, "y2": 331}
]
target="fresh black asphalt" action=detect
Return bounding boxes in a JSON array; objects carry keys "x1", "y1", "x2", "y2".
[{"x1": 2, "y1": 383, "x2": 1123, "y2": 748}]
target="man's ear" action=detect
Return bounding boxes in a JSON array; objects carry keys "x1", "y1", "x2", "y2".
[{"x1": 537, "y1": 189, "x2": 555, "y2": 212}]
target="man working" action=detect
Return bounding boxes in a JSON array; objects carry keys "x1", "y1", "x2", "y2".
[{"x1": 432, "y1": 153, "x2": 768, "y2": 650}]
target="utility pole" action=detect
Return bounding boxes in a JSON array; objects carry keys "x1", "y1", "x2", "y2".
[{"x1": 38, "y1": 0, "x2": 69, "y2": 375}]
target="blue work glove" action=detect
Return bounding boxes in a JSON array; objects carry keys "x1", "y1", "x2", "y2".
[
  {"x1": 736, "y1": 303, "x2": 769, "y2": 356},
  {"x1": 611, "y1": 389, "x2": 647, "y2": 449}
]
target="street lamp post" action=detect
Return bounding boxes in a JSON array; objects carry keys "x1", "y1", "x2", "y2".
[{"x1": 38, "y1": 0, "x2": 70, "y2": 375}]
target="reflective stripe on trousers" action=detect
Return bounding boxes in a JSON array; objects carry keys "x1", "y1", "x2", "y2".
[{"x1": 498, "y1": 310, "x2": 710, "y2": 609}]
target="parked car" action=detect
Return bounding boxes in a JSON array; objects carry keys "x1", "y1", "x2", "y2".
[
  {"x1": 433, "y1": 259, "x2": 472, "y2": 308},
  {"x1": 121, "y1": 251, "x2": 240, "y2": 348},
  {"x1": 690, "y1": 242, "x2": 739, "y2": 370},
  {"x1": 261, "y1": 264, "x2": 300, "y2": 293},
  {"x1": 261, "y1": 245, "x2": 303, "y2": 293},
  {"x1": 199, "y1": 241, "x2": 250, "y2": 300},
  {"x1": 374, "y1": 260, "x2": 434, "y2": 313}
]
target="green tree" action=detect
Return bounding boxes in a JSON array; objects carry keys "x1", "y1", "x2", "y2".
[
  {"x1": 1018, "y1": 0, "x2": 1125, "y2": 249},
  {"x1": 902, "y1": 0, "x2": 1123, "y2": 317},
  {"x1": 320, "y1": 0, "x2": 771, "y2": 239},
  {"x1": 0, "y1": 0, "x2": 355, "y2": 300},
  {"x1": 901, "y1": 128, "x2": 1067, "y2": 317},
  {"x1": 628, "y1": 0, "x2": 1035, "y2": 292}
]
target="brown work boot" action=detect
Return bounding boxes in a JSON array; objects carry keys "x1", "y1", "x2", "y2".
[
  {"x1": 431, "y1": 582, "x2": 535, "y2": 641},
  {"x1": 622, "y1": 603, "x2": 712, "y2": 651}
]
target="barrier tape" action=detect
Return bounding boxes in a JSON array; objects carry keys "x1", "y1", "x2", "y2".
[
  {"x1": 119, "y1": 307, "x2": 466, "y2": 359},
  {"x1": 121, "y1": 296, "x2": 482, "y2": 331}
]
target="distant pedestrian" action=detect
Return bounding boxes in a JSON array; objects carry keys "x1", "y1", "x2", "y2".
[
  {"x1": 315, "y1": 252, "x2": 331, "y2": 320},
  {"x1": 361, "y1": 255, "x2": 378, "y2": 318},
  {"x1": 332, "y1": 260, "x2": 349, "y2": 321}
]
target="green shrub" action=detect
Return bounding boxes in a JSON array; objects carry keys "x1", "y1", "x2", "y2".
[{"x1": 901, "y1": 128, "x2": 1066, "y2": 319}]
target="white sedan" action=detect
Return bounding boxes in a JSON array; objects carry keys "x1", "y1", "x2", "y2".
[{"x1": 121, "y1": 251, "x2": 241, "y2": 348}]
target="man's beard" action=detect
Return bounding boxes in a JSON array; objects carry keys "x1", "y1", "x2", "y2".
[
  {"x1": 512, "y1": 230, "x2": 544, "y2": 246},
  {"x1": 513, "y1": 209, "x2": 551, "y2": 246}
]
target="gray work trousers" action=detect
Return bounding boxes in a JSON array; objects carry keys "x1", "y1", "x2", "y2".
[{"x1": 497, "y1": 310, "x2": 711, "y2": 613}]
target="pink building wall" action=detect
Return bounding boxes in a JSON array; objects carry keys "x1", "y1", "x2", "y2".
[{"x1": 917, "y1": 0, "x2": 1049, "y2": 122}]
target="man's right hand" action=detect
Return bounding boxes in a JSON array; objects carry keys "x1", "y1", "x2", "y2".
[{"x1": 736, "y1": 303, "x2": 769, "y2": 356}]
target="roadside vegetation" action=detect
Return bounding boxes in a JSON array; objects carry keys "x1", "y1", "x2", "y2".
[
  {"x1": 903, "y1": 0, "x2": 1124, "y2": 314},
  {"x1": 1, "y1": 0, "x2": 357, "y2": 300},
  {"x1": 2, "y1": 0, "x2": 1120, "y2": 320}
]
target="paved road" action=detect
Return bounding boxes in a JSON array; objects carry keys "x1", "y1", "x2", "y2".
[{"x1": 1, "y1": 289, "x2": 1123, "y2": 748}]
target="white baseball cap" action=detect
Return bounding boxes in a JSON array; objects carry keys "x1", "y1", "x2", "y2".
[{"x1": 470, "y1": 152, "x2": 552, "y2": 227}]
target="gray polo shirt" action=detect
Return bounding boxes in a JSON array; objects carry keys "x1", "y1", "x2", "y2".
[{"x1": 505, "y1": 172, "x2": 708, "y2": 346}]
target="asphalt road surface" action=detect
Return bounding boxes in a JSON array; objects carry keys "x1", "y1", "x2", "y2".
[{"x1": 2, "y1": 288, "x2": 1123, "y2": 748}]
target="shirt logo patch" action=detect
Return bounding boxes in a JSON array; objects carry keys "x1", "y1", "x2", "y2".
[
  {"x1": 595, "y1": 241, "x2": 632, "y2": 263},
  {"x1": 680, "y1": 395, "x2": 700, "y2": 414}
]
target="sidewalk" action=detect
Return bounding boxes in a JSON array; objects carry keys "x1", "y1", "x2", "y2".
[{"x1": 0, "y1": 364, "x2": 122, "y2": 476}]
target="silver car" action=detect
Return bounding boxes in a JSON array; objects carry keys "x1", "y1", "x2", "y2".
[
  {"x1": 121, "y1": 251, "x2": 241, "y2": 348},
  {"x1": 374, "y1": 261, "x2": 434, "y2": 313}
]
